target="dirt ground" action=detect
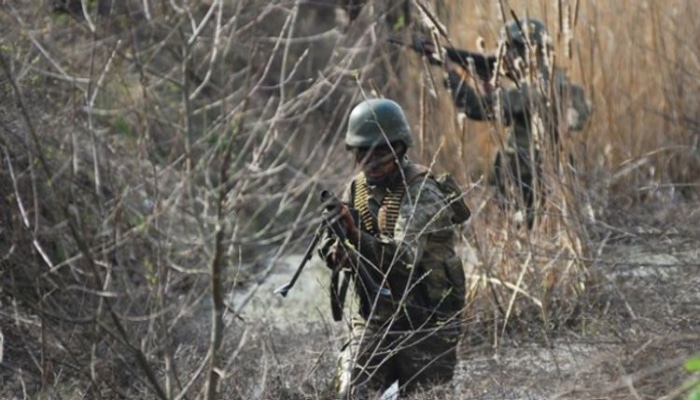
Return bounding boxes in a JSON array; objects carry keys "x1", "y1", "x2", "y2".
[{"x1": 233, "y1": 201, "x2": 700, "y2": 400}]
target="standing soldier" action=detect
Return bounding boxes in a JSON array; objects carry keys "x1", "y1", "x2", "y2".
[
  {"x1": 320, "y1": 98, "x2": 469, "y2": 398},
  {"x1": 445, "y1": 18, "x2": 590, "y2": 228}
]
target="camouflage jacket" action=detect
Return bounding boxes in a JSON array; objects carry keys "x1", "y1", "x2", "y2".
[
  {"x1": 448, "y1": 67, "x2": 590, "y2": 152},
  {"x1": 332, "y1": 159, "x2": 466, "y2": 329}
]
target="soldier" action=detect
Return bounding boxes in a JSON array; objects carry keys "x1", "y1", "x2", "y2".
[
  {"x1": 320, "y1": 98, "x2": 468, "y2": 398},
  {"x1": 445, "y1": 18, "x2": 590, "y2": 228}
]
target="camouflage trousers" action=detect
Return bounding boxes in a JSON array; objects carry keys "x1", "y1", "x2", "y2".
[{"x1": 335, "y1": 317, "x2": 460, "y2": 399}]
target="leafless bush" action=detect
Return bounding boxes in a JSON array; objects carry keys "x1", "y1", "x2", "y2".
[{"x1": 1, "y1": 0, "x2": 429, "y2": 398}]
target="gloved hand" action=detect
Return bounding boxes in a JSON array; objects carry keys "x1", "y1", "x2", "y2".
[{"x1": 318, "y1": 237, "x2": 350, "y2": 271}]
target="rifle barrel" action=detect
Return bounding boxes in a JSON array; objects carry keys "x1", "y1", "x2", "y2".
[
  {"x1": 388, "y1": 35, "x2": 499, "y2": 81},
  {"x1": 274, "y1": 228, "x2": 321, "y2": 297}
]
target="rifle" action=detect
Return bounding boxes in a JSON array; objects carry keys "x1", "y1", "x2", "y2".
[
  {"x1": 389, "y1": 35, "x2": 499, "y2": 83},
  {"x1": 273, "y1": 226, "x2": 322, "y2": 298},
  {"x1": 275, "y1": 190, "x2": 390, "y2": 320}
]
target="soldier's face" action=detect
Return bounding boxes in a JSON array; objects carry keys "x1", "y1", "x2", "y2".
[{"x1": 355, "y1": 145, "x2": 398, "y2": 182}]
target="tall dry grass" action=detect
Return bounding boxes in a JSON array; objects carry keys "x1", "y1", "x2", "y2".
[
  {"x1": 403, "y1": 0, "x2": 700, "y2": 196},
  {"x1": 375, "y1": 0, "x2": 700, "y2": 346}
]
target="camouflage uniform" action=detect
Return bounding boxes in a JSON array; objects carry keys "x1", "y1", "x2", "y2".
[
  {"x1": 446, "y1": 18, "x2": 590, "y2": 227},
  {"x1": 324, "y1": 99, "x2": 466, "y2": 398}
]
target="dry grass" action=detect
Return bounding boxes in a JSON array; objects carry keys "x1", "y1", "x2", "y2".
[
  {"x1": 404, "y1": 0, "x2": 700, "y2": 194},
  {"x1": 367, "y1": 0, "x2": 700, "y2": 347}
]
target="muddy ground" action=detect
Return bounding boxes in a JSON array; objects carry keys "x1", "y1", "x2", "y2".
[{"x1": 231, "y1": 202, "x2": 700, "y2": 400}]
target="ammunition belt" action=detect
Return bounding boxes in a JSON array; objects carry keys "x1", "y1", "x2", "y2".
[{"x1": 352, "y1": 164, "x2": 427, "y2": 237}]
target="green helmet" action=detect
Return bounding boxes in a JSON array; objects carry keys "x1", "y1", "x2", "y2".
[
  {"x1": 500, "y1": 18, "x2": 550, "y2": 49},
  {"x1": 345, "y1": 98, "x2": 413, "y2": 148}
]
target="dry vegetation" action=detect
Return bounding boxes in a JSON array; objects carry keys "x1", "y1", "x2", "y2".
[{"x1": 0, "y1": 0, "x2": 698, "y2": 399}]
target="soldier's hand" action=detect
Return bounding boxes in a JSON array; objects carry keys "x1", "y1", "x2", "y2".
[
  {"x1": 332, "y1": 243, "x2": 351, "y2": 270},
  {"x1": 320, "y1": 239, "x2": 351, "y2": 271},
  {"x1": 319, "y1": 237, "x2": 337, "y2": 268},
  {"x1": 338, "y1": 203, "x2": 360, "y2": 243}
]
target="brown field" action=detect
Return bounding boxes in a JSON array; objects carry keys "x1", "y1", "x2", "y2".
[{"x1": 0, "y1": 0, "x2": 698, "y2": 399}]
